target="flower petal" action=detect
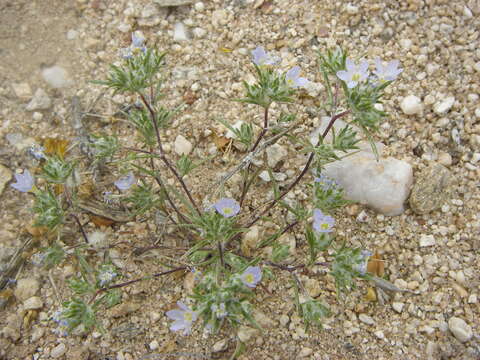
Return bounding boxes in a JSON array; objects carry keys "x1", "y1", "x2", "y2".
[{"x1": 336, "y1": 70, "x2": 349, "y2": 82}]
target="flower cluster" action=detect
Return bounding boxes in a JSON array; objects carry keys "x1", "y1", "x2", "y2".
[
  {"x1": 52, "y1": 310, "x2": 71, "y2": 337},
  {"x1": 240, "y1": 266, "x2": 262, "y2": 288},
  {"x1": 211, "y1": 303, "x2": 228, "y2": 319},
  {"x1": 120, "y1": 32, "x2": 147, "y2": 59},
  {"x1": 336, "y1": 57, "x2": 402, "y2": 88},
  {"x1": 313, "y1": 209, "x2": 335, "y2": 233},
  {"x1": 114, "y1": 172, "x2": 136, "y2": 191},
  {"x1": 314, "y1": 174, "x2": 338, "y2": 191}
]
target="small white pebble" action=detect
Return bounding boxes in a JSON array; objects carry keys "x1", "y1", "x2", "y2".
[
  {"x1": 194, "y1": 2, "x2": 205, "y2": 12},
  {"x1": 149, "y1": 340, "x2": 159, "y2": 350},
  {"x1": 400, "y1": 95, "x2": 423, "y2": 115}
]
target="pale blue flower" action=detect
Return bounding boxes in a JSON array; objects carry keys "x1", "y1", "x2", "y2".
[
  {"x1": 121, "y1": 32, "x2": 147, "y2": 59},
  {"x1": 336, "y1": 58, "x2": 370, "y2": 88},
  {"x1": 114, "y1": 172, "x2": 135, "y2": 191},
  {"x1": 373, "y1": 58, "x2": 403, "y2": 83},
  {"x1": 214, "y1": 198, "x2": 240, "y2": 218},
  {"x1": 98, "y1": 269, "x2": 117, "y2": 286},
  {"x1": 240, "y1": 266, "x2": 262, "y2": 288},
  {"x1": 286, "y1": 66, "x2": 309, "y2": 88},
  {"x1": 166, "y1": 301, "x2": 198, "y2": 335},
  {"x1": 28, "y1": 145, "x2": 46, "y2": 160},
  {"x1": 11, "y1": 169, "x2": 34, "y2": 192},
  {"x1": 354, "y1": 250, "x2": 373, "y2": 275},
  {"x1": 252, "y1": 46, "x2": 279, "y2": 66},
  {"x1": 312, "y1": 209, "x2": 335, "y2": 233},
  {"x1": 211, "y1": 303, "x2": 228, "y2": 319}
]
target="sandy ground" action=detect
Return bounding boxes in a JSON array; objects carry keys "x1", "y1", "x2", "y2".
[{"x1": 0, "y1": 0, "x2": 479, "y2": 359}]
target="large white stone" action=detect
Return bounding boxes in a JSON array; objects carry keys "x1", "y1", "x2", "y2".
[
  {"x1": 434, "y1": 96, "x2": 455, "y2": 115},
  {"x1": 173, "y1": 22, "x2": 189, "y2": 42},
  {"x1": 448, "y1": 317, "x2": 473, "y2": 343},
  {"x1": 311, "y1": 119, "x2": 413, "y2": 215},
  {"x1": 42, "y1": 66, "x2": 72, "y2": 88},
  {"x1": 174, "y1": 135, "x2": 192, "y2": 155},
  {"x1": 400, "y1": 95, "x2": 423, "y2": 115}
]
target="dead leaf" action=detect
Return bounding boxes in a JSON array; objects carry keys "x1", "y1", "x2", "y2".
[
  {"x1": 90, "y1": 215, "x2": 115, "y2": 228},
  {"x1": 367, "y1": 251, "x2": 385, "y2": 277},
  {"x1": 212, "y1": 131, "x2": 231, "y2": 151},
  {"x1": 43, "y1": 138, "x2": 69, "y2": 158},
  {"x1": 365, "y1": 287, "x2": 377, "y2": 302},
  {"x1": 23, "y1": 309, "x2": 38, "y2": 329},
  {"x1": 183, "y1": 90, "x2": 198, "y2": 105},
  {"x1": 25, "y1": 224, "x2": 49, "y2": 238}
]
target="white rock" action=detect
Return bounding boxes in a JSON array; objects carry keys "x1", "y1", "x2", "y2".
[
  {"x1": 392, "y1": 302, "x2": 404, "y2": 313},
  {"x1": 448, "y1": 317, "x2": 473, "y2": 343},
  {"x1": 117, "y1": 23, "x2": 132, "y2": 33},
  {"x1": 400, "y1": 95, "x2": 423, "y2": 115},
  {"x1": 32, "y1": 112, "x2": 43, "y2": 121},
  {"x1": 433, "y1": 96, "x2": 455, "y2": 115},
  {"x1": 194, "y1": 2, "x2": 205, "y2": 11},
  {"x1": 212, "y1": 339, "x2": 228, "y2": 352},
  {"x1": 11, "y1": 82, "x2": 32, "y2": 100},
  {"x1": 0, "y1": 165, "x2": 13, "y2": 196},
  {"x1": 359, "y1": 313, "x2": 375, "y2": 325},
  {"x1": 50, "y1": 343, "x2": 67, "y2": 358},
  {"x1": 241, "y1": 226, "x2": 260, "y2": 256},
  {"x1": 192, "y1": 27, "x2": 207, "y2": 38},
  {"x1": 322, "y1": 145, "x2": 413, "y2": 216},
  {"x1": 399, "y1": 38, "x2": 412, "y2": 50},
  {"x1": 149, "y1": 340, "x2": 159, "y2": 350},
  {"x1": 26, "y1": 88, "x2": 52, "y2": 111},
  {"x1": 31, "y1": 326, "x2": 45, "y2": 342},
  {"x1": 266, "y1": 143, "x2": 287, "y2": 168},
  {"x1": 437, "y1": 152, "x2": 452, "y2": 166},
  {"x1": 88, "y1": 231, "x2": 107, "y2": 248},
  {"x1": 419, "y1": 234, "x2": 436, "y2": 247},
  {"x1": 374, "y1": 330, "x2": 385, "y2": 339},
  {"x1": 141, "y1": 3, "x2": 160, "y2": 18},
  {"x1": 174, "y1": 135, "x2": 193, "y2": 155},
  {"x1": 14, "y1": 278, "x2": 40, "y2": 301},
  {"x1": 42, "y1": 66, "x2": 72, "y2": 88},
  {"x1": 298, "y1": 347, "x2": 313, "y2": 357},
  {"x1": 66, "y1": 29, "x2": 78, "y2": 40},
  {"x1": 467, "y1": 294, "x2": 477, "y2": 304},
  {"x1": 173, "y1": 22, "x2": 189, "y2": 42},
  {"x1": 23, "y1": 296, "x2": 43, "y2": 310}
]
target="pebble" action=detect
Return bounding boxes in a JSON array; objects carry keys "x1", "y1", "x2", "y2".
[
  {"x1": 419, "y1": 234, "x2": 436, "y2": 247},
  {"x1": 304, "y1": 278, "x2": 321, "y2": 298},
  {"x1": 467, "y1": 294, "x2": 477, "y2": 304},
  {"x1": 194, "y1": 2, "x2": 205, "y2": 11},
  {"x1": 359, "y1": 313, "x2": 375, "y2": 325},
  {"x1": 212, "y1": 339, "x2": 228, "y2": 353},
  {"x1": 66, "y1": 29, "x2": 78, "y2": 40},
  {"x1": 409, "y1": 163, "x2": 453, "y2": 214},
  {"x1": 32, "y1": 112, "x2": 43, "y2": 121},
  {"x1": 433, "y1": 96, "x2": 455, "y2": 115},
  {"x1": 26, "y1": 88, "x2": 52, "y2": 111},
  {"x1": 31, "y1": 326, "x2": 45, "y2": 342},
  {"x1": 174, "y1": 135, "x2": 193, "y2": 155},
  {"x1": 448, "y1": 317, "x2": 473, "y2": 343},
  {"x1": 279, "y1": 314, "x2": 290, "y2": 327},
  {"x1": 237, "y1": 326, "x2": 258, "y2": 342},
  {"x1": 437, "y1": 152, "x2": 452, "y2": 166},
  {"x1": 192, "y1": 27, "x2": 207, "y2": 39},
  {"x1": 241, "y1": 225, "x2": 260, "y2": 256},
  {"x1": 11, "y1": 82, "x2": 32, "y2": 100},
  {"x1": 149, "y1": 340, "x2": 159, "y2": 350},
  {"x1": 50, "y1": 343, "x2": 67, "y2": 358},
  {"x1": 154, "y1": 0, "x2": 194, "y2": 6},
  {"x1": 173, "y1": 22, "x2": 189, "y2": 42},
  {"x1": 400, "y1": 95, "x2": 423, "y2": 115},
  {"x1": 392, "y1": 302, "x2": 404, "y2": 313},
  {"x1": 0, "y1": 165, "x2": 13, "y2": 196},
  {"x1": 42, "y1": 65, "x2": 72, "y2": 88},
  {"x1": 14, "y1": 278, "x2": 40, "y2": 301},
  {"x1": 23, "y1": 296, "x2": 43, "y2": 310},
  {"x1": 298, "y1": 347, "x2": 313, "y2": 357},
  {"x1": 266, "y1": 143, "x2": 287, "y2": 168}
]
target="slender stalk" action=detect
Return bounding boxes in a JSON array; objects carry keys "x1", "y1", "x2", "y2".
[
  {"x1": 139, "y1": 93, "x2": 201, "y2": 215},
  {"x1": 240, "y1": 106, "x2": 269, "y2": 207},
  {"x1": 71, "y1": 214, "x2": 89, "y2": 244},
  {"x1": 90, "y1": 266, "x2": 187, "y2": 304}
]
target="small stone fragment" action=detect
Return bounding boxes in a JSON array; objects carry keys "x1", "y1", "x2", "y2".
[
  {"x1": 11, "y1": 82, "x2": 32, "y2": 100},
  {"x1": 173, "y1": 22, "x2": 189, "y2": 41},
  {"x1": 433, "y1": 96, "x2": 455, "y2": 115},
  {"x1": 266, "y1": 143, "x2": 287, "y2": 168},
  {"x1": 237, "y1": 326, "x2": 258, "y2": 342},
  {"x1": 42, "y1": 66, "x2": 72, "y2": 88},
  {"x1": 409, "y1": 163, "x2": 453, "y2": 214},
  {"x1": 154, "y1": 0, "x2": 194, "y2": 6},
  {"x1": 241, "y1": 225, "x2": 260, "y2": 256},
  {"x1": 26, "y1": 88, "x2": 52, "y2": 111},
  {"x1": 149, "y1": 340, "x2": 159, "y2": 350},
  {"x1": 174, "y1": 135, "x2": 193, "y2": 155},
  {"x1": 419, "y1": 234, "x2": 436, "y2": 247},
  {"x1": 14, "y1": 278, "x2": 40, "y2": 301},
  {"x1": 23, "y1": 296, "x2": 43, "y2": 310},
  {"x1": 400, "y1": 95, "x2": 423, "y2": 115},
  {"x1": 50, "y1": 343, "x2": 67, "y2": 358},
  {"x1": 192, "y1": 27, "x2": 207, "y2": 38},
  {"x1": 359, "y1": 313, "x2": 375, "y2": 325},
  {"x1": 448, "y1": 317, "x2": 473, "y2": 343},
  {"x1": 392, "y1": 302, "x2": 404, "y2": 313},
  {"x1": 298, "y1": 347, "x2": 313, "y2": 357},
  {"x1": 212, "y1": 339, "x2": 228, "y2": 353},
  {"x1": 0, "y1": 165, "x2": 13, "y2": 196}
]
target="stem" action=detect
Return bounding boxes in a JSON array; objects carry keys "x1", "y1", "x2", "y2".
[
  {"x1": 89, "y1": 266, "x2": 187, "y2": 304},
  {"x1": 71, "y1": 214, "x2": 89, "y2": 244},
  {"x1": 139, "y1": 93, "x2": 201, "y2": 216},
  {"x1": 246, "y1": 109, "x2": 351, "y2": 228},
  {"x1": 240, "y1": 106, "x2": 269, "y2": 207}
]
